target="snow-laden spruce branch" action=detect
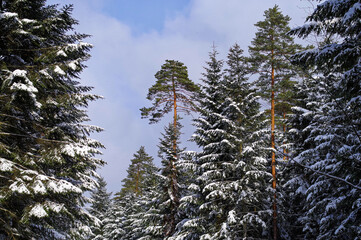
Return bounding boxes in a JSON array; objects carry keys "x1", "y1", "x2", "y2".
[
  {"x1": 284, "y1": 55, "x2": 361, "y2": 144},
  {"x1": 0, "y1": 44, "x2": 79, "y2": 52},
  {"x1": 2, "y1": 60, "x2": 82, "y2": 69},
  {"x1": 0, "y1": 132, "x2": 72, "y2": 144},
  {"x1": 275, "y1": 147, "x2": 361, "y2": 191}
]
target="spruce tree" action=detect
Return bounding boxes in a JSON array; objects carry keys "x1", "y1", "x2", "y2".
[
  {"x1": 283, "y1": 75, "x2": 321, "y2": 239},
  {"x1": 0, "y1": 1, "x2": 104, "y2": 239},
  {"x1": 224, "y1": 44, "x2": 273, "y2": 239},
  {"x1": 102, "y1": 147, "x2": 158, "y2": 240},
  {"x1": 102, "y1": 197, "x2": 127, "y2": 240},
  {"x1": 177, "y1": 45, "x2": 273, "y2": 239},
  {"x1": 190, "y1": 47, "x2": 229, "y2": 239},
  {"x1": 88, "y1": 176, "x2": 112, "y2": 240},
  {"x1": 288, "y1": 0, "x2": 361, "y2": 238},
  {"x1": 247, "y1": 6, "x2": 303, "y2": 238}
]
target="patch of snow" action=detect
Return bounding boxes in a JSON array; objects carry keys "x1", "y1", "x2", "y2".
[
  {"x1": 54, "y1": 66, "x2": 66, "y2": 75},
  {"x1": 21, "y1": 18, "x2": 36, "y2": 24},
  {"x1": 39, "y1": 69, "x2": 53, "y2": 79},
  {"x1": 46, "y1": 201, "x2": 64, "y2": 213},
  {"x1": 29, "y1": 204, "x2": 48, "y2": 218},
  {"x1": 67, "y1": 61, "x2": 77, "y2": 70},
  {"x1": 0, "y1": 158, "x2": 14, "y2": 172},
  {"x1": 8, "y1": 70, "x2": 40, "y2": 107},
  {"x1": 33, "y1": 180, "x2": 47, "y2": 194},
  {"x1": 0, "y1": 12, "x2": 18, "y2": 18},
  {"x1": 10, "y1": 181, "x2": 31, "y2": 194},
  {"x1": 227, "y1": 210, "x2": 237, "y2": 224},
  {"x1": 15, "y1": 30, "x2": 29, "y2": 35},
  {"x1": 56, "y1": 50, "x2": 67, "y2": 57}
]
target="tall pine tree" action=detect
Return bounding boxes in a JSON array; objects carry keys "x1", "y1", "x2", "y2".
[
  {"x1": 247, "y1": 6, "x2": 303, "y2": 238},
  {"x1": 140, "y1": 60, "x2": 199, "y2": 237}
]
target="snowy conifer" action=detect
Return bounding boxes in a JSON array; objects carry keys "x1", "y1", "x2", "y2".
[
  {"x1": 140, "y1": 121, "x2": 185, "y2": 239},
  {"x1": 0, "y1": 1, "x2": 104, "y2": 239},
  {"x1": 174, "y1": 46, "x2": 270, "y2": 239},
  {"x1": 288, "y1": 0, "x2": 361, "y2": 238},
  {"x1": 102, "y1": 197, "x2": 127, "y2": 240},
  {"x1": 88, "y1": 176, "x2": 112, "y2": 240},
  {"x1": 102, "y1": 147, "x2": 158, "y2": 239},
  {"x1": 224, "y1": 44, "x2": 273, "y2": 239}
]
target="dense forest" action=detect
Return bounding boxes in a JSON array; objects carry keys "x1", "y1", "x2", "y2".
[{"x1": 0, "y1": 0, "x2": 360, "y2": 239}]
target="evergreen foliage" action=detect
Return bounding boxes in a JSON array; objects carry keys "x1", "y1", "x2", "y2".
[
  {"x1": 140, "y1": 60, "x2": 199, "y2": 124},
  {"x1": 191, "y1": 47, "x2": 229, "y2": 239},
  {"x1": 248, "y1": 5, "x2": 303, "y2": 102},
  {"x1": 102, "y1": 147, "x2": 158, "y2": 240},
  {"x1": 141, "y1": 121, "x2": 185, "y2": 239},
  {"x1": 2, "y1": 1, "x2": 360, "y2": 239},
  {"x1": 247, "y1": 6, "x2": 304, "y2": 238},
  {"x1": 0, "y1": 1, "x2": 104, "y2": 239},
  {"x1": 224, "y1": 44, "x2": 273, "y2": 239},
  {"x1": 102, "y1": 197, "x2": 127, "y2": 240},
  {"x1": 118, "y1": 146, "x2": 158, "y2": 197},
  {"x1": 88, "y1": 176, "x2": 112, "y2": 240},
  {"x1": 174, "y1": 46, "x2": 272, "y2": 239},
  {"x1": 287, "y1": 0, "x2": 361, "y2": 238}
]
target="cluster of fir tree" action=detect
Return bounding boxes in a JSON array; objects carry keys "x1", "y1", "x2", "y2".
[
  {"x1": 0, "y1": 0, "x2": 104, "y2": 239},
  {"x1": 87, "y1": 1, "x2": 361, "y2": 240}
]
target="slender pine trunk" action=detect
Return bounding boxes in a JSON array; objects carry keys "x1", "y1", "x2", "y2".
[{"x1": 271, "y1": 48, "x2": 277, "y2": 240}]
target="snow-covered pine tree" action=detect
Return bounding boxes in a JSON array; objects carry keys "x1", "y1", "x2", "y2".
[
  {"x1": 88, "y1": 176, "x2": 112, "y2": 240},
  {"x1": 117, "y1": 146, "x2": 158, "y2": 239},
  {"x1": 287, "y1": 0, "x2": 361, "y2": 238},
  {"x1": 0, "y1": 1, "x2": 104, "y2": 239},
  {"x1": 180, "y1": 44, "x2": 272, "y2": 239},
  {"x1": 169, "y1": 150, "x2": 201, "y2": 240},
  {"x1": 247, "y1": 6, "x2": 304, "y2": 239},
  {"x1": 189, "y1": 47, "x2": 232, "y2": 239},
  {"x1": 283, "y1": 73, "x2": 324, "y2": 239}
]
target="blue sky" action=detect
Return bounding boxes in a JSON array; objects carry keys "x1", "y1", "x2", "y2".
[
  {"x1": 101, "y1": 0, "x2": 192, "y2": 34},
  {"x1": 48, "y1": 0, "x2": 314, "y2": 194}
]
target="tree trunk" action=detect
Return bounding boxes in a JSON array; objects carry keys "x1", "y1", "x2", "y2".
[
  {"x1": 165, "y1": 75, "x2": 179, "y2": 237},
  {"x1": 135, "y1": 164, "x2": 140, "y2": 195},
  {"x1": 283, "y1": 111, "x2": 288, "y2": 161},
  {"x1": 271, "y1": 49, "x2": 277, "y2": 240},
  {"x1": 172, "y1": 78, "x2": 179, "y2": 205}
]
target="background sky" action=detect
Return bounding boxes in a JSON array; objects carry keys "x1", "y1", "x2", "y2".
[{"x1": 48, "y1": 0, "x2": 315, "y2": 194}]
